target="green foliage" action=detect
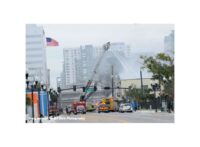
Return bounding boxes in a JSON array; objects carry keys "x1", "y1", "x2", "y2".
[
  {"x1": 125, "y1": 86, "x2": 153, "y2": 103},
  {"x1": 121, "y1": 96, "x2": 126, "y2": 103},
  {"x1": 49, "y1": 89, "x2": 59, "y2": 104},
  {"x1": 140, "y1": 53, "x2": 174, "y2": 99}
]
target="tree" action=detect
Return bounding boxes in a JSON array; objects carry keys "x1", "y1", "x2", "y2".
[
  {"x1": 121, "y1": 96, "x2": 126, "y2": 103},
  {"x1": 140, "y1": 53, "x2": 174, "y2": 100},
  {"x1": 49, "y1": 89, "x2": 59, "y2": 106},
  {"x1": 124, "y1": 85, "x2": 153, "y2": 103}
]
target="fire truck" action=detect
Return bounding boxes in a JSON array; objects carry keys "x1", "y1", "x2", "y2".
[
  {"x1": 66, "y1": 101, "x2": 86, "y2": 115},
  {"x1": 98, "y1": 97, "x2": 118, "y2": 113},
  {"x1": 72, "y1": 101, "x2": 86, "y2": 115}
]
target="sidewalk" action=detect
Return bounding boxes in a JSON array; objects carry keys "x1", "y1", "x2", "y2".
[{"x1": 136, "y1": 109, "x2": 174, "y2": 114}]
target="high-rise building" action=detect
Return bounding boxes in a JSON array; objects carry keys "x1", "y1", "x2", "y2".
[
  {"x1": 94, "y1": 46, "x2": 104, "y2": 58},
  {"x1": 56, "y1": 77, "x2": 62, "y2": 88},
  {"x1": 62, "y1": 43, "x2": 131, "y2": 88},
  {"x1": 60, "y1": 63, "x2": 66, "y2": 89},
  {"x1": 47, "y1": 69, "x2": 50, "y2": 88},
  {"x1": 76, "y1": 45, "x2": 95, "y2": 85},
  {"x1": 109, "y1": 42, "x2": 131, "y2": 57},
  {"x1": 164, "y1": 30, "x2": 174, "y2": 56},
  {"x1": 26, "y1": 24, "x2": 48, "y2": 85},
  {"x1": 63, "y1": 48, "x2": 80, "y2": 87}
]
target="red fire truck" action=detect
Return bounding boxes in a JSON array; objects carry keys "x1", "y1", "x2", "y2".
[{"x1": 67, "y1": 101, "x2": 86, "y2": 115}]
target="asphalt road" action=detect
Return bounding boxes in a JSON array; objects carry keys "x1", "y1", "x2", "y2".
[{"x1": 45, "y1": 110, "x2": 174, "y2": 123}]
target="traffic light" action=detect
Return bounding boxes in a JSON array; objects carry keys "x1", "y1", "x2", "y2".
[
  {"x1": 104, "y1": 87, "x2": 110, "y2": 90},
  {"x1": 26, "y1": 73, "x2": 29, "y2": 80},
  {"x1": 80, "y1": 95, "x2": 85, "y2": 101},
  {"x1": 82, "y1": 87, "x2": 86, "y2": 92},
  {"x1": 94, "y1": 86, "x2": 97, "y2": 91},
  {"x1": 151, "y1": 83, "x2": 160, "y2": 91},
  {"x1": 57, "y1": 87, "x2": 61, "y2": 93},
  {"x1": 73, "y1": 85, "x2": 76, "y2": 91}
]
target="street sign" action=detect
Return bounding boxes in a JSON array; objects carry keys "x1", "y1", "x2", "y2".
[{"x1": 86, "y1": 88, "x2": 94, "y2": 92}]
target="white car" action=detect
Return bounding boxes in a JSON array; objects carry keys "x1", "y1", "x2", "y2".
[{"x1": 119, "y1": 103, "x2": 133, "y2": 112}]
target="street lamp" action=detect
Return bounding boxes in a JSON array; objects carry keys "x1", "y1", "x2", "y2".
[
  {"x1": 26, "y1": 73, "x2": 29, "y2": 89},
  {"x1": 25, "y1": 73, "x2": 29, "y2": 123},
  {"x1": 26, "y1": 73, "x2": 29, "y2": 80}
]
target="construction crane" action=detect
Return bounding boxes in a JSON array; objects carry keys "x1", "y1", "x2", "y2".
[{"x1": 81, "y1": 42, "x2": 111, "y2": 101}]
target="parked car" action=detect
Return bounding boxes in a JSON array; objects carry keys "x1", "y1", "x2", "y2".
[{"x1": 119, "y1": 103, "x2": 133, "y2": 113}]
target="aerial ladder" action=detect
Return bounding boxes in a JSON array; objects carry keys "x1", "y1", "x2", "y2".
[{"x1": 80, "y1": 42, "x2": 110, "y2": 101}]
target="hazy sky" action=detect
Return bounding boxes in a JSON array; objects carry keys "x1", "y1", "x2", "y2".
[{"x1": 42, "y1": 24, "x2": 174, "y2": 88}]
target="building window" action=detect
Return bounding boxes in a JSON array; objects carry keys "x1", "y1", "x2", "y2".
[
  {"x1": 26, "y1": 35, "x2": 42, "y2": 38},
  {"x1": 26, "y1": 60, "x2": 43, "y2": 64},
  {"x1": 26, "y1": 41, "x2": 42, "y2": 44}
]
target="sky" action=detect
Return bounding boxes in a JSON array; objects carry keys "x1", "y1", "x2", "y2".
[{"x1": 42, "y1": 24, "x2": 174, "y2": 89}]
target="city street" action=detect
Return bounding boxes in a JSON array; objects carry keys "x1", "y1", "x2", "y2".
[
  {"x1": 43, "y1": 111, "x2": 174, "y2": 123},
  {"x1": 25, "y1": 24, "x2": 175, "y2": 124}
]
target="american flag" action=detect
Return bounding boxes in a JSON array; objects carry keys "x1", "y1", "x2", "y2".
[{"x1": 46, "y1": 37, "x2": 59, "y2": 46}]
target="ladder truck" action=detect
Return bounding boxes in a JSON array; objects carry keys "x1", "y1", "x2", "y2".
[
  {"x1": 80, "y1": 42, "x2": 110, "y2": 101},
  {"x1": 62, "y1": 42, "x2": 110, "y2": 115}
]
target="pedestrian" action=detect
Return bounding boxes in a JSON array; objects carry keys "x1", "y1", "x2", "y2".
[
  {"x1": 171, "y1": 102, "x2": 174, "y2": 112},
  {"x1": 134, "y1": 101, "x2": 137, "y2": 111},
  {"x1": 167, "y1": 101, "x2": 171, "y2": 113},
  {"x1": 134, "y1": 106, "x2": 137, "y2": 111}
]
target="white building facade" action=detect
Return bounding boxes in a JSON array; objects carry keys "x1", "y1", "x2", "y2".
[
  {"x1": 164, "y1": 30, "x2": 174, "y2": 56},
  {"x1": 26, "y1": 24, "x2": 48, "y2": 85},
  {"x1": 63, "y1": 48, "x2": 80, "y2": 87},
  {"x1": 120, "y1": 78, "x2": 159, "y2": 96}
]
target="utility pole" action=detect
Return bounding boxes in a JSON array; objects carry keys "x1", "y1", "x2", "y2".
[
  {"x1": 140, "y1": 69, "x2": 144, "y2": 98},
  {"x1": 111, "y1": 65, "x2": 114, "y2": 97}
]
